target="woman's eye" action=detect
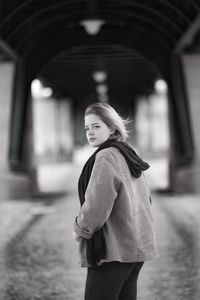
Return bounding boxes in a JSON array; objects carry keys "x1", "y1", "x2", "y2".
[
  {"x1": 85, "y1": 128, "x2": 89, "y2": 132},
  {"x1": 94, "y1": 126, "x2": 100, "y2": 129}
]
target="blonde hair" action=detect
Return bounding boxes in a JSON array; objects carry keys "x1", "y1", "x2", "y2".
[{"x1": 85, "y1": 102, "x2": 129, "y2": 141}]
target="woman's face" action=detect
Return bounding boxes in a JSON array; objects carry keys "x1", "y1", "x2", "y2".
[{"x1": 85, "y1": 114, "x2": 114, "y2": 147}]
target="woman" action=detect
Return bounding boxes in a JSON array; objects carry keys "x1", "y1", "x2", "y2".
[{"x1": 73, "y1": 102, "x2": 158, "y2": 300}]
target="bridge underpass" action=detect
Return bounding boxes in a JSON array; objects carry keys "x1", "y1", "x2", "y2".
[
  {"x1": 0, "y1": 0, "x2": 200, "y2": 192},
  {"x1": 1, "y1": 1, "x2": 200, "y2": 299}
]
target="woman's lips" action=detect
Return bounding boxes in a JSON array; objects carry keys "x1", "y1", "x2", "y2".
[{"x1": 89, "y1": 137, "x2": 96, "y2": 142}]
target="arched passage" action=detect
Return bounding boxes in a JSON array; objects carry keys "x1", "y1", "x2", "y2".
[{"x1": 0, "y1": 0, "x2": 199, "y2": 191}]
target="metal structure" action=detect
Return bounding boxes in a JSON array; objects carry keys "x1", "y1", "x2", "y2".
[{"x1": 0, "y1": 0, "x2": 200, "y2": 170}]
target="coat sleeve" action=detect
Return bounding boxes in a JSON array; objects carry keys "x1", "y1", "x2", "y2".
[{"x1": 74, "y1": 154, "x2": 121, "y2": 239}]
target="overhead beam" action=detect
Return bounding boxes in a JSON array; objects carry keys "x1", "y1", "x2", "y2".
[
  {"x1": 0, "y1": 38, "x2": 18, "y2": 61},
  {"x1": 174, "y1": 12, "x2": 200, "y2": 53}
]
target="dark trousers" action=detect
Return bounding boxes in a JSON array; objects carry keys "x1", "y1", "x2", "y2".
[{"x1": 84, "y1": 261, "x2": 144, "y2": 300}]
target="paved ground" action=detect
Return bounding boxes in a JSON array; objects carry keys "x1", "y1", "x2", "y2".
[{"x1": 0, "y1": 162, "x2": 200, "y2": 300}]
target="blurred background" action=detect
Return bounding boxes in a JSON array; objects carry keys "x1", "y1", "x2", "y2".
[{"x1": 1, "y1": 1, "x2": 200, "y2": 299}]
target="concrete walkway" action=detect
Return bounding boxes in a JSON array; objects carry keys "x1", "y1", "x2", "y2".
[{"x1": 0, "y1": 163, "x2": 200, "y2": 300}]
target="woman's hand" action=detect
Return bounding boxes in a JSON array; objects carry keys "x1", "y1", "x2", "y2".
[{"x1": 72, "y1": 231, "x2": 81, "y2": 242}]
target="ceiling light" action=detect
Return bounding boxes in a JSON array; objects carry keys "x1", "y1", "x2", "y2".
[
  {"x1": 80, "y1": 19, "x2": 105, "y2": 35},
  {"x1": 42, "y1": 87, "x2": 53, "y2": 98},
  {"x1": 93, "y1": 71, "x2": 107, "y2": 82},
  {"x1": 96, "y1": 84, "x2": 108, "y2": 95},
  {"x1": 154, "y1": 79, "x2": 168, "y2": 94},
  {"x1": 31, "y1": 79, "x2": 53, "y2": 99}
]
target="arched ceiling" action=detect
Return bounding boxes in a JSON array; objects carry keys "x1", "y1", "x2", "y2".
[
  {"x1": 40, "y1": 45, "x2": 159, "y2": 99},
  {"x1": 0, "y1": 0, "x2": 200, "y2": 100}
]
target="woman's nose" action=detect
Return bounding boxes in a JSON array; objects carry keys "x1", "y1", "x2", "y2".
[{"x1": 87, "y1": 128, "x2": 94, "y2": 135}]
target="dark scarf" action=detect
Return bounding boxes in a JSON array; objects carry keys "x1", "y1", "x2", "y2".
[{"x1": 78, "y1": 139, "x2": 149, "y2": 266}]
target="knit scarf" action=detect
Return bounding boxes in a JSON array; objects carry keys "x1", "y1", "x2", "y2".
[{"x1": 78, "y1": 139, "x2": 150, "y2": 267}]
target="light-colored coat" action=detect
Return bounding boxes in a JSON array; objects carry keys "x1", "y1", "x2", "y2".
[{"x1": 74, "y1": 147, "x2": 159, "y2": 267}]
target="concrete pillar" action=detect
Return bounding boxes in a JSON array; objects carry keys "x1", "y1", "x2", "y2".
[
  {"x1": 0, "y1": 62, "x2": 30, "y2": 199},
  {"x1": 169, "y1": 55, "x2": 194, "y2": 163},
  {"x1": 9, "y1": 58, "x2": 29, "y2": 171},
  {"x1": 181, "y1": 54, "x2": 200, "y2": 193},
  {"x1": 0, "y1": 62, "x2": 14, "y2": 171},
  {"x1": 167, "y1": 55, "x2": 195, "y2": 192}
]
